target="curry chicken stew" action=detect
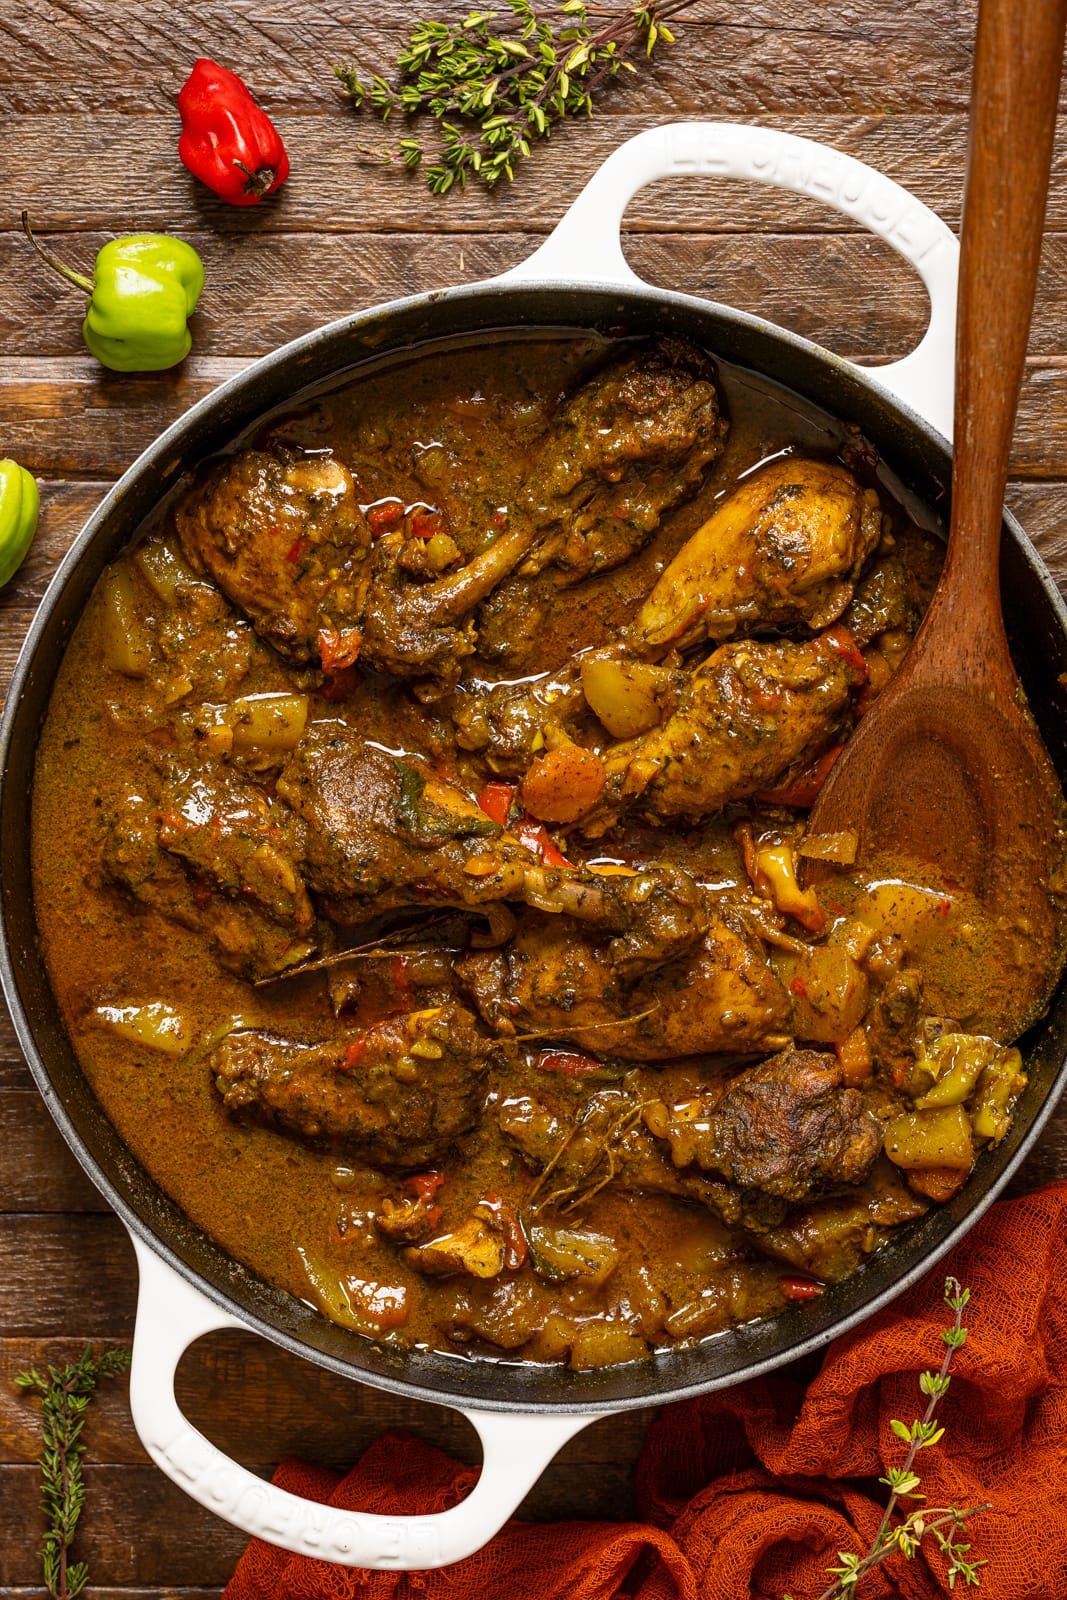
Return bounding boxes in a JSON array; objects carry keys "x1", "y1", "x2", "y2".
[{"x1": 32, "y1": 333, "x2": 1033, "y2": 1370}]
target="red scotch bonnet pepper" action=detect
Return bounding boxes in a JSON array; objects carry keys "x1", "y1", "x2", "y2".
[{"x1": 178, "y1": 58, "x2": 290, "y2": 205}]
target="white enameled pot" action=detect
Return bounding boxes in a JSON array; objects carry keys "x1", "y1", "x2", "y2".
[
  {"x1": 117, "y1": 121, "x2": 960, "y2": 1568},
  {"x1": 19, "y1": 118, "x2": 1067, "y2": 1577}
]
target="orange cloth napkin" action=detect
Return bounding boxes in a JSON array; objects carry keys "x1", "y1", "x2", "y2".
[{"x1": 224, "y1": 1182, "x2": 1067, "y2": 1600}]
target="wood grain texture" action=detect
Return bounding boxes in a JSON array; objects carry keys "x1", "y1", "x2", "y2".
[
  {"x1": 2, "y1": 1331, "x2": 651, "y2": 1478},
  {"x1": 0, "y1": 1450, "x2": 650, "y2": 1586},
  {"x1": 5, "y1": 229, "x2": 940, "y2": 358},
  {"x1": 0, "y1": 1089, "x2": 107, "y2": 1211},
  {"x1": 0, "y1": 0, "x2": 981, "y2": 117},
  {"x1": 0, "y1": 112, "x2": 1005, "y2": 234},
  {"x1": 4, "y1": 2, "x2": 1067, "y2": 1594},
  {"x1": 1, "y1": 1467, "x2": 248, "y2": 1586},
  {"x1": 3, "y1": 1593, "x2": 218, "y2": 1599}
]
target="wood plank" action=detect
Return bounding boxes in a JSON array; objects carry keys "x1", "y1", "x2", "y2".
[
  {"x1": 1007, "y1": 480, "x2": 1067, "y2": 579},
  {"x1": 0, "y1": 356, "x2": 248, "y2": 480},
  {"x1": 0, "y1": 1214, "x2": 138, "y2": 1337},
  {"x1": 1, "y1": 1449, "x2": 644, "y2": 1586},
  {"x1": 0, "y1": 1007, "x2": 39, "y2": 1092},
  {"x1": 2, "y1": 1332, "x2": 651, "y2": 1473},
  {"x1": 12, "y1": 229, "x2": 1059, "y2": 367},
  {"x1": 0, "y1": 112, "x2": 1005, "y2": 235},
  {"x1": 4, "y1": 228, "x2": 954, "y2": 361},
  {"x1": 4, "y1": 1592, "x2": 218, "y2": 1599},
  {"x1": 0, "y1": 1090, "x2": 108, "y2": 1212},
  {"x1": 2, "y1": 1338, "x2": 146, "y2": 1465},
  {"x1": 0, "y1": 0, "x2": 981, "y2": 118},
  {"x1": 1, "y1": 1465, "x2": 248, "y2": 1587},
  {"x1": 4, "y1": 230, "x2": 515, "y2": 359}
]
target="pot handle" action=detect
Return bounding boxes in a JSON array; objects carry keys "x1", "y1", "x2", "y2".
[
  {"x1": 501, "y1": 122, "x2": 959, "y2": 441},
  {"x1": 126, "y1": 1236, "x2": 595, "y2": 1569}
]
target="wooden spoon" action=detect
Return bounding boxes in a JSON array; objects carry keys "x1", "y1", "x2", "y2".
[{"x1": 805, "y1": 0, "x2": 1067, "y2": 1040}]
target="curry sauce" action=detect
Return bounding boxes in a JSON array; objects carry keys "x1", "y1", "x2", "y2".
[{"x1": 32, "y1": 332, "x2": 1027, "y2": 1370}]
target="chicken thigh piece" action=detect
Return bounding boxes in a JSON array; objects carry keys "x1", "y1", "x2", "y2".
[
  {"x1": 518, "y1": 336, "x2": 728, "y2": 583},
  {"x1": 101, "y1": 755, "x2": 318, "y2": 983},
  {"x1": 175, "y1": 446, "x2": 371, "y2": 664},
  {"x1": 457, "y1": 909, "x2": 792, "y2": 1060},
  {"x1": 635, "y1": 456, "x2": 885, "y2": 653},
  {"x1": 212, "y1": 1001, "x2": 498, "y2": 1167},
  {"x1": 580, "y1": 631, "x2": 866, "y2": 835}
]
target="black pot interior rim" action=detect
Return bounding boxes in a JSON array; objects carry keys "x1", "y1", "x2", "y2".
[{"x1": 5, "y1": 276, "x2": 1067, "y2": 1416}]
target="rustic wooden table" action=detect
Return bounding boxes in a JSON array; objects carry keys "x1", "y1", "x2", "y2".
[{"x1": 4, "y1": 1, "x2": 1067, "y2": 1593}]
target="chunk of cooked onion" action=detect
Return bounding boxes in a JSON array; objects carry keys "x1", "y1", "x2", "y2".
[{"x1": 797, "y1": 830, "x2": 859, "y2": 864}]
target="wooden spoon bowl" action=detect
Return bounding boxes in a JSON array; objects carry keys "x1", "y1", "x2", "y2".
[{"x1": 805, "y1": 0, "x2": 1067, "y2": 1040}]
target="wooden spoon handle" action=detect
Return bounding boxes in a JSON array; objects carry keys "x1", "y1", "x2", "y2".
[{"x1": 943, "y1": 0, "x2": 1067, "y2": 607}]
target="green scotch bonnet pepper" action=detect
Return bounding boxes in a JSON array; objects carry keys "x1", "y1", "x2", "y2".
[
  {"x1": 22, "y1": 213, "x2": 204, "y2": 372},
  {"x1": 0, "y1": 460, "x2": 40, "y2": 588}
]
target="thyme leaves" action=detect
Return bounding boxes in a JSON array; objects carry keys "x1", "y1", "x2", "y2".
[
  {"x1": 15, "y1": 1345, "x2": 132, "y2": 1600},
  {"x1": 335, "y1": 0, "x2": 699, "y2": 195}
]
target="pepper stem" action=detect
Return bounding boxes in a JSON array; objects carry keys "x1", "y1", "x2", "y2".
[
  {"x1": 21, "y1": 212, "x2": 95, "y2": 296},
  {"x1": 232, "y1": 159, "x2": 276, "y2": 198}
]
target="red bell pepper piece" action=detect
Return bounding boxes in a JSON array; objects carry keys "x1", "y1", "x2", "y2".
[
  {"x1": 477, "y1": 782, "x2": 515, "y2": 827},
  {"x1": 403, "y1": 1171, "x2": 445, "y2": 1204},
  {"x1": 779, "y1": 1276, "x2": 825, "y2": 1301},
  {"x1": 479, "y1": 1192, "x2": 528, "y2": 1270},
  {"x1": 366, "y1": 499, "x2": 405, "y2": 536},
  {"x1": 756, "y1": 742, "x2": 845, "y2": 808},
  {"x1": 477, "y1": 782, "x2": 571, "y2": 866},
  {"x1": 515, "y1": 817, "x2": 571, "y2": 868},
  {"x1": 318, "y1": 626, "x2": 362, "y2": 671},
  {"x1": 815, "y1": 624, "x2": 869, "y2": 685},
  {"x1": 409, "y1": 506, "x2": 448, "y2": 540},
  {"x1": 341, "y1": 1035, "x2": 367, "y2": 1071},
  {"x1": 535, "y1": 1049, "x2": 604, "y2": 1075},
  {"x1": 178, "y1": 59, "x2": 290, "y2": 206},
  {"x1": 390, "y1": 954, "x2": 413, "y2": 1002}
]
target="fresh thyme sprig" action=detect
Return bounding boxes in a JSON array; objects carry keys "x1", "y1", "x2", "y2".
[
  {"x1": 15, "y1": 1345, "x2": 132, "y2": 1600},
  {"x1": 335, "y1": 0, "x2": 698, "y2": 194},
  {"x1": 793, "y1": 1277, "x2": 989, "y2": 1600}
]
